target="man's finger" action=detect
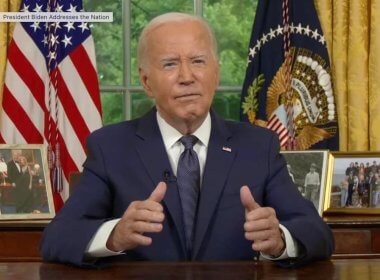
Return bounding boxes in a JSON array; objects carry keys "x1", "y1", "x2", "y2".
[
  {"x1": 149, "y1": 181, "x2": 167, "y2": 202},
  {"x1": 240, "y1": 185, "x2": 261, "y2": 211}
]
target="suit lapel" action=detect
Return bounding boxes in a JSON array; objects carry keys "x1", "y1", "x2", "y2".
[
  {"x1": 192, "y1": 113, "x2": 236, "y2": 259},
  {"x1": 135, "y1": 109, "x2": 187, "y2": 256}
]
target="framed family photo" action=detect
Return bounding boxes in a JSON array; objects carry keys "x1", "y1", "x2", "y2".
[
  {"x1": 324, "y1": 152, "x2": 380, "y2": 214},
  {"x1": 281, "y1": 150, "x2": 330, "y2": 215},
  {"x1": 0, "y1": 144, "x2": 55, "y2": 220}
]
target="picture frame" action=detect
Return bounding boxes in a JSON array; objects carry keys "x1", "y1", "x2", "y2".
[
  {"x1": 281, "y1": 150, "x2": 330, "y2": 215},
  {"x1": 324, "y1": 152, "x2": 380, "y2": 214},
  {"x1": 0, "y1": 144, "x2": 55, "y2": 220}
]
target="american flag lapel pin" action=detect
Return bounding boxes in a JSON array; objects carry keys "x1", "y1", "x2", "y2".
[{"x1": 222, "y1": 146, "x2": 232, "y2": 152}]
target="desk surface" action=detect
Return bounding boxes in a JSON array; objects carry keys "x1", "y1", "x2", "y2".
[{"x1": 0, "y1": 259, "x2": 379, "y2": 280}]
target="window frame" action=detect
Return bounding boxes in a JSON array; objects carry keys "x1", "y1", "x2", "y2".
[{"x1": 99, "y1": 0, "x2": 243, "y2": 121}]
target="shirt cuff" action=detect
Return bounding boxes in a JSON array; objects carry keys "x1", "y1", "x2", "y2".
[
  {"x1": 260, "y1": 224, "x2": 299, "y2": 260},
  {"x1": 84, "y1": 218, "x2": 124, "y2": 258}
]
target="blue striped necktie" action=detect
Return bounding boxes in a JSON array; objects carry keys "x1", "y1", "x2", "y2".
[{"x1": 177, "y1": 135, "x2": 200, "y2": 257}]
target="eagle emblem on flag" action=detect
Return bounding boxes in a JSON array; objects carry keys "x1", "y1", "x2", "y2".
[{"x1": 241, "y1": 0, "x2": 339, "y2": 150}]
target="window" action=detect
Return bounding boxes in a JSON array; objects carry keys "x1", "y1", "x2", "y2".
[{"x1": 83, "y1": 0, "x2": 259, "y2": 125}]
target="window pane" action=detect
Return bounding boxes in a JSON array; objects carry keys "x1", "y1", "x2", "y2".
[
  {"x1": 204, "y1": 0, "x2": 259, "y2": 86},
  {"x1": 212, "y1": 92, "x2": 241, "y2": 121},
  {"x1": 131, "y1": 93, "x2": 155, "y2": 119},
  {"x1": 101, "y1": 92, "x2": 124, "y2": 125},
  {"x1": 83, "y1": 0, "x2": 123, "y2": 86},
  {"x1": 130, "y1": 0, "x2": 194, "y2": 86}
]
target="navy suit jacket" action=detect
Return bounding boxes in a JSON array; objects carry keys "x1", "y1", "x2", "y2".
[{"x1": 40, "y1": 109, "x2": 334, "y2": 267}]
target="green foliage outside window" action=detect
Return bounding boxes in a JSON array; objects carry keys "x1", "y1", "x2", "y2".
[{"x1": 83, "y1": 0, "x2": 259, "y2": 125}]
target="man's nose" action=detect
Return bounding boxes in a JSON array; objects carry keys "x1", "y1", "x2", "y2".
[{"x1": 178, "y1": 62, "x2": 194, "y2": 85}]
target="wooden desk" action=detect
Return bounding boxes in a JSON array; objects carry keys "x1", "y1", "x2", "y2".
[
  {"x1": 0, "y1": 221, "x2": 49, "y2": 261},
  {"x1": 1, "y1": 217, "x2": 380, "y2": 261},
  {"x1": 325, "y1": 216, "x2": 380, "y2": 258},
  {"x1": 0, "y1": 259, "x2": 379, "y2": 280}
]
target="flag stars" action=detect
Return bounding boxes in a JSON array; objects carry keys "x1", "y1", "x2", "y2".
[
  {"x1": 269, "y1": 28, "x2": 276, "y2": 39},
  {"x1": 249, "y1": 47, "x2": 256, "y2": 58},
  {"x1": 290, "y1": 23, "x2": 296, "y2": 33},
  {"x1": 261, "y1": 33, "x2": 268, "y2": 44},
  {"x1": 64, "y1": 22, "x2": 75, "y2": 32},
  {"x1": 256, "y1": 39, "x2": 261, "y2": 50},
  {"x1": 50, "y1": 34, "x2": 59, "y2": 46},
  {"x1": 319, "y1": 35, "x2": 326, "y2": 45},
  {"x1": 67, "y1": 4, "x2": 77, "y2": 12},
  {"x1": 20, "y1": 4, "x2": 30, "y2": 12},
  {"x1": 246, "y1": 58, "x2": 251, "y2": 67},
  {"x1": 48, "y1": 51, "x2": 57, "y2": 62},
  {"x1": 78, "y1": 22, "x2": 89, "y2": 33},
  {"x1": 62, "y1": 35, "x2": 73, "y2": 47},
  {"x1": 33, "y1": 4, "x2": 43, "y2": 12},
  {"x1": 304, "y1": 25, "x2": 311, "y2": 36},
  {"x1": 276, "y1": 25, "x2": 283, "y2": 35},
  {"x1": 296, "y1": 23, "x2": 303, "y2": 34},
  {"x1": 55, "y1": 4, "x2": 64, "y2": 12},
  {"x1": 53, "y1": 22, "x2": 62, "y2": 32},
  {"x1": 30, "y1": 22, "x2": 41, "y2": 32},
  {"x1": 42, "y1": 35, "x2": 48, "y2": 46},
  {"x1": 311, "y1": 29, "x2": 320, "y2": 39}
]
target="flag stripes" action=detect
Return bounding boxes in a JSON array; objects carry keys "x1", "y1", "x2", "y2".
[{"x1": 0, "y1": 0, "x2": 102, "y2": 210}]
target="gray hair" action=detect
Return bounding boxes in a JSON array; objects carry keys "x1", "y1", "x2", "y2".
[{"x1": 138, "y1": 12, "x2": 218, "y2": 71}]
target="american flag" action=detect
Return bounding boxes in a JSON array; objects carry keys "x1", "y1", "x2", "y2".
[
  {"x1": 267, "y1": 105, "x2": 289, "y2": 147},
  {"x1": 0, "y1": 0, "x2": 102, "y2": 211}
]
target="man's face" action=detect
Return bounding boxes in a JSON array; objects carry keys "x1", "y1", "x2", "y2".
[
  {"x1": 139, "y1": 20, "x2": 219, "y2": 128},
  {"x1": 11, "y1": 150, "x2": 21, "y2": 161}
]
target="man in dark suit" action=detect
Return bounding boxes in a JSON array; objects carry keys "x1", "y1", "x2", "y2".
[
  {"x1": 40, "y1": 12, "x2": 334, "y2": 268},
  {"x1": 6, "y1": 149, "x2": 22, "y2": 186}
]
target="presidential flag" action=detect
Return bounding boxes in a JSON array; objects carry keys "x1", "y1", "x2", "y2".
[
  {"x1": 0, "y1": 0, "x2": 102, "y2": 210},
  {"x1": 240, "y1": 0, "x2": 339, "y2": 150}
]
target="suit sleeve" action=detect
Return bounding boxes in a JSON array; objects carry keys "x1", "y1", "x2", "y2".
[
  {"x1": 40, "y1": 134, "x2": 115, "y2": 267},
  {"x1": 264, "y1": 135, "x2": 334, "y2": 267}
]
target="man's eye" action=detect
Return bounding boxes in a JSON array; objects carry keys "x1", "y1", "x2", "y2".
[
  {"x1": 163, "y1": 62, "x2": 177, "y2": 69},
  {"x1": 193, "y1": 59, "x2": 205, "y2": 65}
]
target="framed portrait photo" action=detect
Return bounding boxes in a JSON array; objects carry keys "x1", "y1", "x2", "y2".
[
  {"x1": 0, "y1": 144, "x2": 55, "y2": 220},
  {"x1": 324, "y1": 152, "x2": 380, "y2": 215},
  {"x1": 281, "y1": 150, "x2": 330, "y2": 215}
]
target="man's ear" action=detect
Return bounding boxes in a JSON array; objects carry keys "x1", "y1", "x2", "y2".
[{"x1": 139, "y1": 66, "x2": 154, "y2": 97}]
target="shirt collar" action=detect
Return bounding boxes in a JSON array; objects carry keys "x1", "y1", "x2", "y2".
[{"x1": 156, "y1": 112, "x2": 211, "y2": 149}]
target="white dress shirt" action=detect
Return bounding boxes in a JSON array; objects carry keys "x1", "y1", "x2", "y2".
[{"x1": 85, "y1": 112, "x2": 299, "y2": 260}]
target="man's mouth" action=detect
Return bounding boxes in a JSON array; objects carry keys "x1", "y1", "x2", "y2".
[{"x1": 175, "y1": 93, "x2": 201, "y2": 101}]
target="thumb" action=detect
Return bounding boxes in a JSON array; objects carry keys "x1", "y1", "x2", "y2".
[
  {"x1": 149, "y1": 181, "x2": 167, "y2": 202},
  {"x1": 240, "y1": 185, "x2": 260, "y2": 211}
]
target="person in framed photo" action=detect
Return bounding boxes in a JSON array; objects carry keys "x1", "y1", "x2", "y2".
[
  {"x1": 346, "y1": 171, "x2": 358, "y2": 207},
  {"x1": 13, "y1": 155, "x2": 34, "y2": 213},
  {"x1": 356, "y1": 174, "x2": 367, "y2": 208},
  {"x1": 366, "y1": 170, "x2": 376, "y2": 207},
  {"x1": 304, "y1": 163, "x2": 320, "y2": 209},
  {"x1": 6, "y1": 149, "x2": 22, "y2": 187},
  {"x1": 340, "y1": 177, "x2": 349, "y2": 207},
  {"x1": 373, "y1": 173, "x2": 380, "y2": 207}
]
